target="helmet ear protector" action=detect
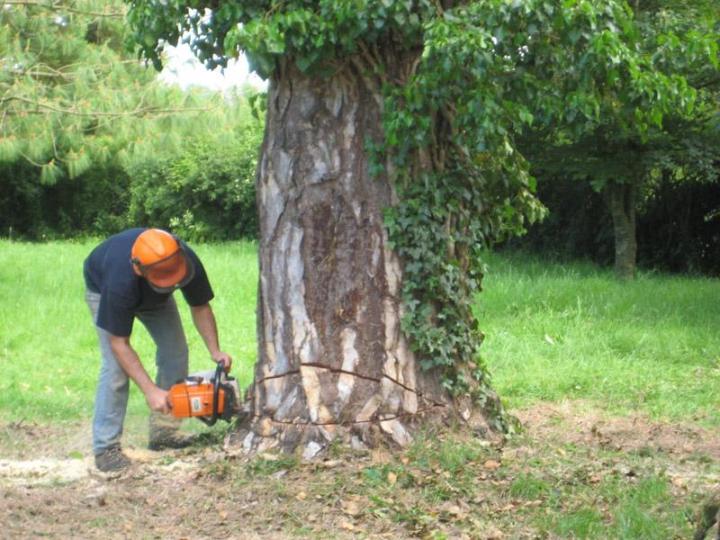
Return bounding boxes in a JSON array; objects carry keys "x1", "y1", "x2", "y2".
[{"x1": 131, "y1": 232, "x2": 195, "y2": 294}]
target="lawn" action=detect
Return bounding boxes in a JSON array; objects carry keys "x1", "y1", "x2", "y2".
[
  {"x1": 1, "y1": 240, "x2": 718, "y2": 425},
  {"x1": 480, "y1": 252, "x2": 720, "y2": 425}
]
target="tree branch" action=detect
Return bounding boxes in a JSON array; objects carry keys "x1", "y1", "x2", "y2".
[
  {"x1": 2, "y1": 95, "x2": 210, "y2": 118},
  {"x1": 693, "y1": 75, "x2": 720, "y2": 90},
  {"x1": 1, "y1": 0, "x2": 124, "y2": 18}
]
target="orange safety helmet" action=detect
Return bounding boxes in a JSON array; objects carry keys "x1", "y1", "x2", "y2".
[{"x1": 130, "y1": 229, "x2": 194, "y2": 293}]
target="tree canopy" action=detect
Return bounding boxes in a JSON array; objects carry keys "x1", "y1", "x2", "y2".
[
  {"x1": 520, "y1": 0, "x2": 719, "y2": 277},
  {"x1": 127, "y1": 0, "x2": 704, "y2": 402},
  {"x1": 0, "y1": 0, "x2": 263, "y2": 239},
  {"x1": 0, "y1": 0, "x2": 168, "y2": 181}
]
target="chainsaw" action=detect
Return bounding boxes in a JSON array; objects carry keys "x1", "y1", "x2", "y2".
[{"x1": 169, "y1": 363, "x2": 241, "y2": 425}]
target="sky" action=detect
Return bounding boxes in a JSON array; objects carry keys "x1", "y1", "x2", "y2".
[{"x1": 159, "y1": 43, "x2": 267, "y2": 93}]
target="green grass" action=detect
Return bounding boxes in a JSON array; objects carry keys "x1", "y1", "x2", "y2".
[
  {"x1": 509, "y1": 472, "x2": 551, "y2": 499},
  {"x1": 1, "y1": 240, "x2": 718, "y2": 427},
  {"x1": 553, "y1": 507, "x2": 605, "y2": 539},
  {"x1": 608, "y1": 476, "x2": 677, "y2": 539},
  {"x1": 543, "y1": 475, "x2": 681, "y2": 539},
  {"x1": 480, "y1": 251, "x2": 720, "y2": 425},
  {"x1": 350, "y1": 429, "x2": 703, "y2": 539}
]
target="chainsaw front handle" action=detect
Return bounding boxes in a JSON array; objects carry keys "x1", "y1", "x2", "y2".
[{"x1": 199, "y1": 363, "x2": 225, "y2": 426}]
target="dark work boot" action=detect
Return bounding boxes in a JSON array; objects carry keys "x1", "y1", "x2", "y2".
[{"x1": 95, "y1": 446, "x2": 131, "y2": 472}]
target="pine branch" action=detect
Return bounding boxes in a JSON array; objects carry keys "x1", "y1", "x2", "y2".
[
  {"x1": 17, "y1": 59, "x2": 146, "y2": 80},
  {"x1": 18, "y1": 150, "x2": 47, "y2": 167},
  {"x1": 1, "y1": 95, "x2": 211, "y2": 118},
  {"x1": 1, "y1": 0, "x2": 124, "y2": 18}
]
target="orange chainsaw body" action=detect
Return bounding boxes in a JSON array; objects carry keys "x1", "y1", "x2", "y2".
[
  {"x1": 169, "y1": 381, "x2": 229, "y2": 419},
  {"x1": 168, "y1": 365, "x2": 239, "y2": 424}
]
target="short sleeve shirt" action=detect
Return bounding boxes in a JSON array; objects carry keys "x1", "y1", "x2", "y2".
[{"x1": 83, "y1": 228, "x2": 214, "y2": 336}]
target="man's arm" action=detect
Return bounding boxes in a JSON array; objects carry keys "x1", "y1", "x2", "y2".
[
  {"x1": 109, "y1": 335, "x2": 171, "y2": 413},
  {"x1": 190, "y1": 303, "x2": 233, "y2": 371}
]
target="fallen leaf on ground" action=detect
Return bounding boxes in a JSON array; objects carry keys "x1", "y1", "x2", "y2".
[
  {"x1": 671, "y1": 476, "x2": 686, "y2": 487},
  {"x1": 485, "y1": 526, "x2": 505, "y2": 539},
  {"x1": 440, "y1": 502, "x2": 466, "y2": 518},
  {"x1": 341, "y1": 499, "x2": 362, "y2": 516}
]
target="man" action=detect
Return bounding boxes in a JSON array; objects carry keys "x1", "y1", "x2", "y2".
[{"x1": 84, "y1": 228, "x2": 232, "y2": 472}]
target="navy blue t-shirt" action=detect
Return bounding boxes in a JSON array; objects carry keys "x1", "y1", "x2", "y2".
[{"x1": 83, "y1": 228, "x2": 214, "y2": 337}]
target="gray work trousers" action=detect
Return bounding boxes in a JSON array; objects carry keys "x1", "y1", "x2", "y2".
[{"x1": 85, "y1": 290, "x2": 188, "y2": 454}]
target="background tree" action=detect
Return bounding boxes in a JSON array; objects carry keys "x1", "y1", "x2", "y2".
[
  {"x1": 127, "y1": 0, "x2": 695, "y2": 455},
  {"x1": 0, "y1": 0, "x2": 262, "y2": 238},
  {"x1": 0, "y1": 0, "x2": 131, "y2": 235},
  {"x1": 521, "y1": 0, "x2": 719, "y2": 279},
  {"x1": 126, "y1": 107, "x2": 262, "y2": 241}
]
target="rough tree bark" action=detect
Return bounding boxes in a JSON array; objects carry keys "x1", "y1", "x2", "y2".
[
  {"x1": 606, "y1": 181, "x2": 637, "y2": 280},
  {"x1": 228, "y1": 59, "x2": 495, "y2": 458}
]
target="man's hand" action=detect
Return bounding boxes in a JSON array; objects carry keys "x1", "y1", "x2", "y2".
[
  {"x1": 213, "y1": 351, "x2": 233, "y2": 373},
  {"x1": 145, "y1": 386, "x2": 171, "y2": 414}
]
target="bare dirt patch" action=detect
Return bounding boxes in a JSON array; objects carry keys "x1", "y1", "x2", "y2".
[
  {"x1": 511, "y1": 401, "x2": 720, "y2": 503},
  {"x1": 1, "y1": 401, "x2": 718, "y2": 539},
  {"x1": 515, "y1": 400, "x2": 720, "y2": 460}
]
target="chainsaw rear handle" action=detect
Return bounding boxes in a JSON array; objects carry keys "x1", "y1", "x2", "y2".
[{"x1": 198, "y1": 362, "x2": 224, "y2": 427}]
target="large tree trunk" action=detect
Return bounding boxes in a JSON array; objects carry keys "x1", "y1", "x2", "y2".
[
  {"x1": 228, "y1": 60, "x2": 493, "y2": 458},
  {"x1": 606, "y1": 181, "x2": 637, "y2": 280}
]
